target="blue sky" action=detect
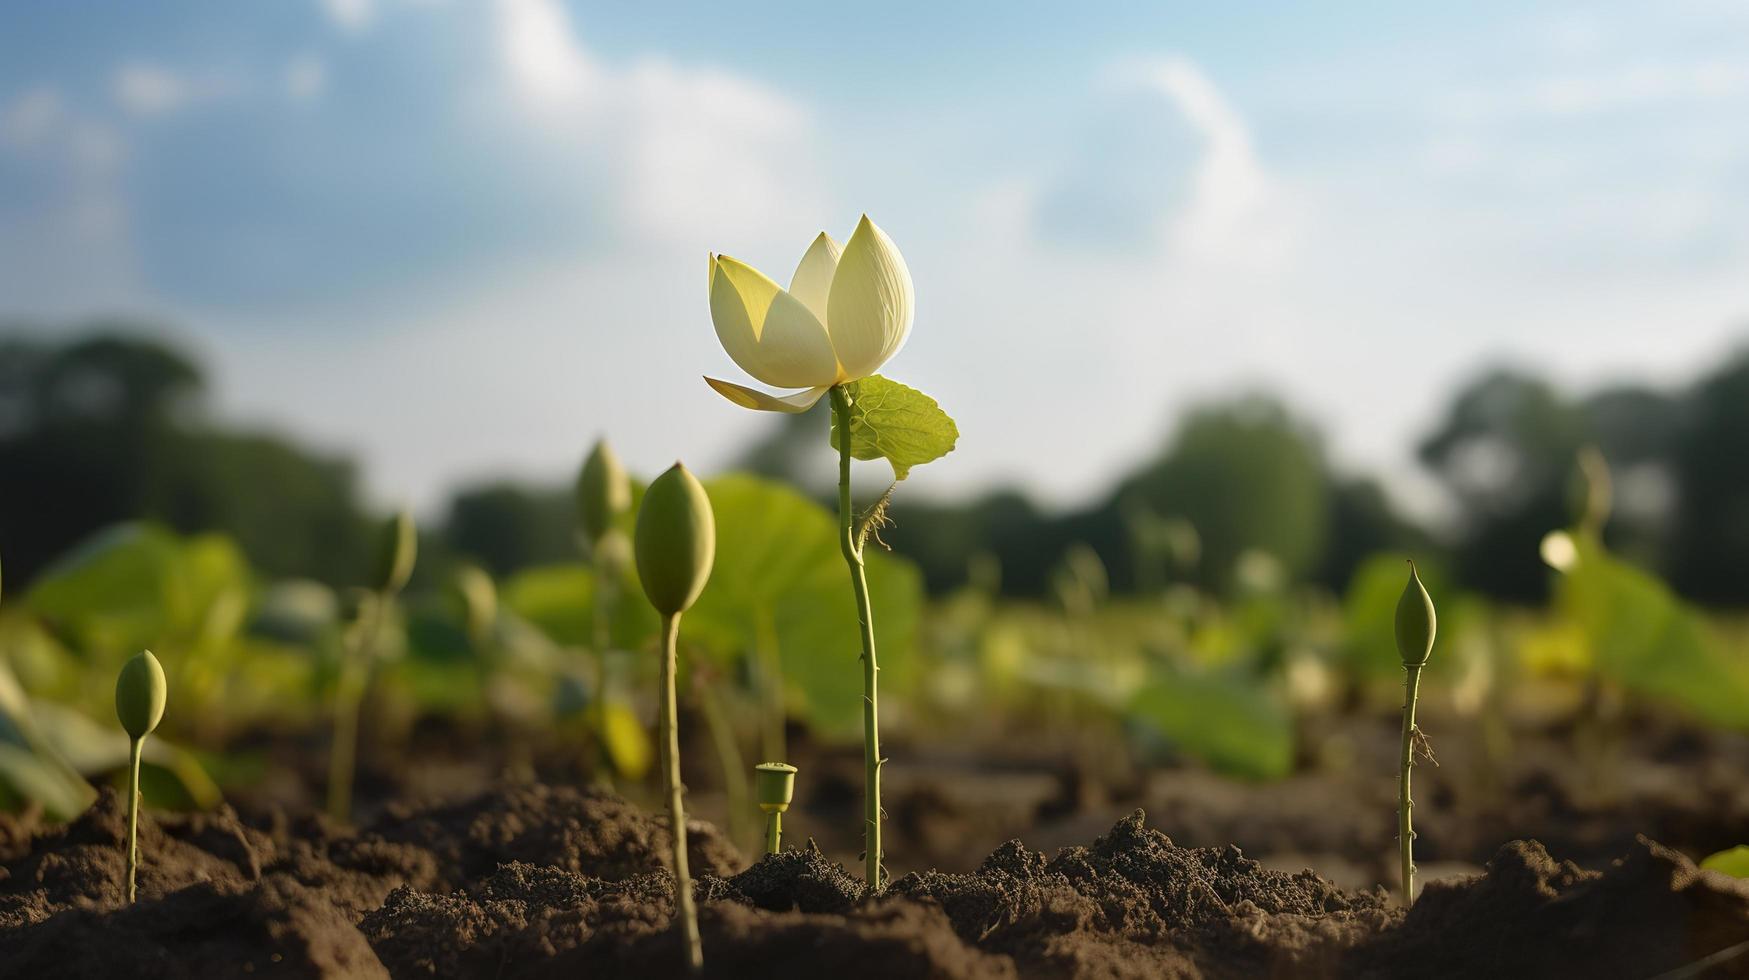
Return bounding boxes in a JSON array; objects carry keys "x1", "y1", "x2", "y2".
[{"x1": 3, "y1": 1, "x2": 1748, "y2": 516}]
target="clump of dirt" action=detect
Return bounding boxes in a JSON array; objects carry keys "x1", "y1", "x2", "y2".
[
  {"x1": 4, "y1": 782, "x2": 1749, "y2": 978},
  {"x1": 1349, "y1": 835, "x2": 1749, "y2": 978},
  {"x1": 885, "y1": 810, "x2": 1396, "y2": 978},
  {"x1": 341, "y1": 781, "x2": 741, "y2": 888}
]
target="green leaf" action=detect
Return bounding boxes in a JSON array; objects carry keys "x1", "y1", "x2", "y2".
[
  {"x1": 1557, "y1": 533, "x2": 1749, "y2": 729},
  {"x1": 830, "y1": 375, "x2": 958, "y2": 480},
  {"x1": 686, "y1": 474, "x2": 924, "y2": 741},
  {"x1": 1128, "y1": 665, "x2": 1295, "y2": 780},
  {"x1": 1702, "y1": 846, "x2": 1749, "y2": 878}
]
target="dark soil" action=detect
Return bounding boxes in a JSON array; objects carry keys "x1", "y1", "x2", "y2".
[{"x1": 2, "y1": 782, "x2": 1747, "y2": 978}]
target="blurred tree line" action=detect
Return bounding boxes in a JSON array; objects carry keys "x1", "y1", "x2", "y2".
[{"x1": 5, "y1": 325, "x2": 1749, "y2": 606}]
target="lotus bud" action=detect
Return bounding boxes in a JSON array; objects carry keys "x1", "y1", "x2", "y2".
[
  {"x1": 373, "y1": 509, "x2": 418, "y2": 594},
  {"x1": 755, "y1": 762, "x2": 798, "y2": 814},
  {"x1": 577, "y1": 439, "x2": 632, "y2": 551},
  {"x1": 634, "y1": 462, "x2": 715, "y2": 616},
  {"x1": 116, "y1": 649, "x2": 168, "y2": 740},
  {"x1": 1394, "y1": 561, "x2": 1436, "y2": 668}
]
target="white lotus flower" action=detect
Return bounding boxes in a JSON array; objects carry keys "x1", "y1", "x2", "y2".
[{"x1": 705, "y1": 215, "x2": 914, "y2": 413}]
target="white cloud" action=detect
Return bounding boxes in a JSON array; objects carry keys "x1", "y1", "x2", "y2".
[
  {"x1": 284, "y1": 54, "x2": 328, "y2": 102},
  {"x1": 497, "y1": 0, "x2": 595, "y2": 104},
  {"x1": 320, "y1": 0, "x2": 375, "y2": 35},
  {"x1": 114, "y1": 63, "x2": 190, "y2": 116},
  {"x1": 1118, "y1": 57, "x2": 1290, "y2": 270},
  {"x1": 0, "y1": 87, "x2": 139, "y2": 312},
  {"x1": 488, "y1": 0, "x2": 822, "y2": 244}
]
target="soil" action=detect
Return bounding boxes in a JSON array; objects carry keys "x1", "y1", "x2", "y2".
[{"x1": 2, "y1": 780, "x2": 1748, "y2": 979}]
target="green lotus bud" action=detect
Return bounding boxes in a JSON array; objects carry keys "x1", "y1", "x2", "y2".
[
  {"x1": 374, "y1": 509, "x2": 418, "y2": 594},
  {"x1": 116, "y1": 649, "x2": 168, "y2": 740},
  {"x1": 1394, "y1": 561, "x2": 1436, "y2": 667},
  {"x1": 756, "y1": 762, "x2": 797, "y2": 814},
  {"x1": 452, "y1": 564, "x2": 498, "y2": 644},
  {"x1": 577, "y1": 439, "x2": 632, "y2": 550},
  {"x1": 634, "y1": 462, "x2": 715, "y2": 616}
]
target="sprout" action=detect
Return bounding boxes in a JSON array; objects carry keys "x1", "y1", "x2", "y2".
[
  {"x1": 451, "y1": 563, "x2": 498, "y2": 652},
  {"x1": 115, "y1": 650, "x2": 167, "y2": 903},
  {"x1": 577, "y1": 439, "x2": 633, "y2": 788},
  {"x1": 374, "y1": 508, "x2": 418, "y2": 595},
  {"x1": 635, "y1": 461, "x2": 714, "y2": 974},
  {"x1": 577, "y1": 438, "x2": 632, "y2": 555},
  {"x1": 328, "y1": 510, "x2": 418, "y2": 823},
  {"x1": 755, "y1": 762, "x2": 798, "y2": 855},
  {"x1": 1394, "y1": 561, "x2": 1437, "y2": 908}
]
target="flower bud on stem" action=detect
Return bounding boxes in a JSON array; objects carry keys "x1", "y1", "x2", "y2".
[
  {"x1": 1395, "y1": 561, "x2": 1437, "y2": 908},
  {"x1": 116, "y1": 650, "x2": 167, "y2": 904}
]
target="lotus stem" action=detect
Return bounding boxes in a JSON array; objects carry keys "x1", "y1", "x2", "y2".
[
  {"x1": 659, "y1": 612, "x2": 703, "y2": 973},
  {"x1": 765, "y1": 810, "x2": 782, "y2": 855},
  {"x1": 1398, "y1": 663, "x2": 1422, "y2": 908},
  {"x1": 126, "y1": 736, "x2": 143, "y2": 903},
  {"x1": 830, "y1": 384, "x2": 884, "y2": 892}
]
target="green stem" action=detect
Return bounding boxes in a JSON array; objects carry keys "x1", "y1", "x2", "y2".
[
  {"x1": 830, "y1": 384, "x2": 884, "y2": 892},
  {"x1": 586, "y1": 568, "x2": 615, "y2": 789},
  {"x1": 327, "y1": 592, "x2": 383, "y2": 823},
  {"x1": 126, "y1": 736, "x2": 143, "y2": 903},
  {"x1": 696, "y1": 675, "x2": 751, "y2": 849},
  {"x1": 1399, "y1": 664, "x2": 1423, "y2": 908},
  {"x1": 765, "y1": 810, "x2": 781, "y2": 855},
  {"x1": 660, "y1": 613, "x2": 703, "y2": 973}
]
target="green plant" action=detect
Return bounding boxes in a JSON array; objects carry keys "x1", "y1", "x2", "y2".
[
  {"x1": 327, "y1": 509, "x2": 417, "y2": 822},
  {"x1": 635, "y1": 462, "x2": 715, "y2": 974},
  {"x1": 755, "y1": 762, "x2": 797, "y2": 854},
  {"x1": 115, "y1": 649, "x2": 167, "y2": 903},
  {"x1": 1394, "y1": 561, "x2": 1436, "y2": 908},
  {"x1": 704, "y1": 216, "x2": 956, "y2": 890},
  {"x1": 577, "y1": 438, "x2": 633, "y2": 785}
]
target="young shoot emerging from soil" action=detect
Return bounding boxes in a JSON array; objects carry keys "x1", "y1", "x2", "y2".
[
  {"x1": 115, "y1": 649, "x2": 167, "y2": 903},
  {"x1": 634, "y1": 462, "x2": 716, "y2": 974},
  {"x1": 577, "y1": 438, "x2": 633, "y2": 785},
  {"x1": 755, "y1": 762, "x2": 797, "y2": 854},
  {"x1": 1394, "y1": 561, "x2": 1437, "y2": 908},
  {"x1": 704, "y1": 216, "x2": 957, "y2": 891},
  {"x1": 328, "y1": 509, "x2": 417, "y2": 823}
]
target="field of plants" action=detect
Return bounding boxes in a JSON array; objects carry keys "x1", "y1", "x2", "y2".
[{"x1": 0, "y1": 216, "x2": 1746, "y2": 979}]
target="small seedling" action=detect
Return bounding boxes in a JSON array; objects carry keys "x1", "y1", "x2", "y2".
[
  {"x1": 115, "y1": 649, "x2": 167, "y2": 903},
  {"x1": 577, "y1": 438, "x2": 633, "y2": 785},
  {"x1": 1395, "y1": 561, "x2": 1437, "y2": 908},
  {"x1": 327, "y1": 508, "x2": 417, "y2": 822},
  {"x1": 635, "y1": 461, "x2": 715, "y2": 974},
  {"x1": 755, "y1": 762, "x2": 798, "y2": 855}
]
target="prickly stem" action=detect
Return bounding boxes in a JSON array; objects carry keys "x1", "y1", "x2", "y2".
[{"x1": 831, "y1": 384, "x2": 884, "y2": 893}]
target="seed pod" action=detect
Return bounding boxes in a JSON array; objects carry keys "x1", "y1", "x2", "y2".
[
  {"x1": 634, "y1": 462, "x2": 715, "y2": 616},
  {"x1": 755, "y1": 762, "x2": 798, "y2": 814},
  {"x1": 374, "y1": 509, "x2": 418, "y2": 594},
  {"x1": 116, "y1": 650, "x2": 168, "y2": 740},
  {"x1": 577, "y1": 439, "x2": 632, "y2": 550},
  {"x1": 1394, "y1": 561, "x2": 1437, "y2": 667}
]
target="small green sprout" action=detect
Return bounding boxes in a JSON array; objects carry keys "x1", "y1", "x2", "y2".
[
  {"x1": 578, "y1": 438, "x2": 632, "y2": 554},
  {"x1": 1395, "y1": 560, "x2": 1437, "y2": 908},
  {"x1": 115, "y1": 649, "x2": 167, "y2": 903},
  {"x1": 577, "y1": 438, "x2": 633, "y2": 787},
  {"x1": 635, "y1": 461, "x2": 714, "y2": 974},
  {"x1": 328, "y1": 509, "x2": 417, "y2": 823},
  {"x1": 755, "y1": 762, "x2": 798, "y2": 855}
]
